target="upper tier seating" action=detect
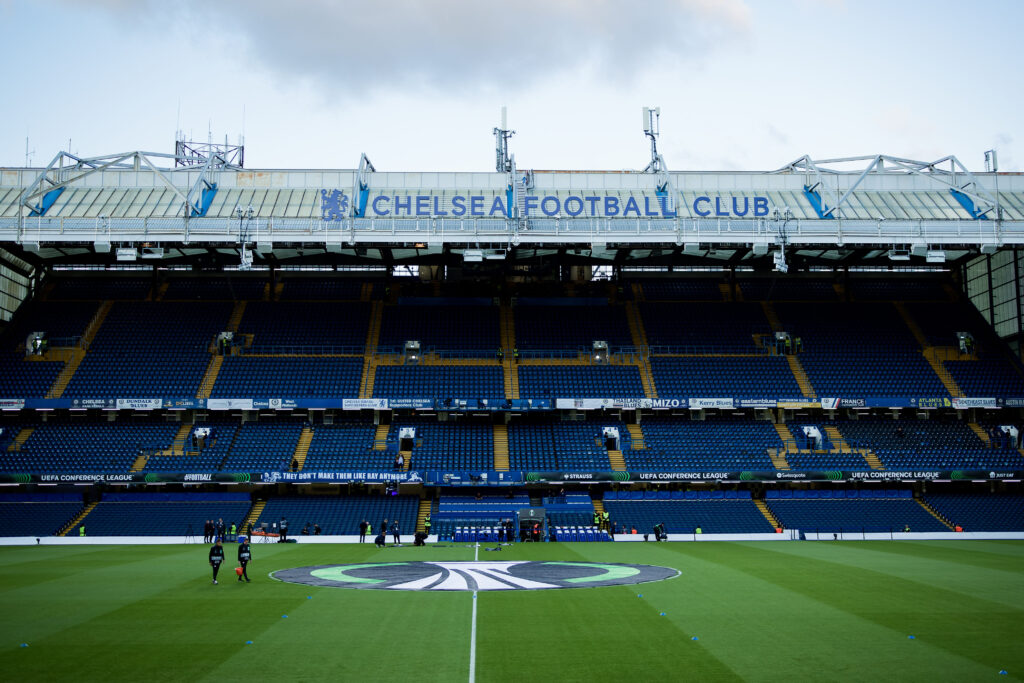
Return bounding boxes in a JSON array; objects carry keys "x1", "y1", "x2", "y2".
[
  {"x1": 514, "y1": 304, "x2": 633, "y2": 350},
  {"x1": 279, "y1": 278, "x2": 366, "y2": 301},
  {"x1": 211, "y1": 357, "x2": 363, "y2": 398},
  {"x1": 517, "y1": 365, "x2": 645, "y2": 398},
  {"x1": 47, "y1": 278, "x2": 151, "y2": 300},
  {"x1": 637, "y1": 280, "x2": 723, "y2": 301},
  {"x1": 847, "y1": 279, "x2": 949, "y2": 301},
  {"x1": 650, "y1": 357, "x2": 801, "y2": 398},
  {"x1": 603, "y1": 491, "x2": 775, "y2": 534},
  {"x1": 302, "y1": 423, "x2": 380, "y2": 471},
  {"x1": 83, "y1": 492, "x2": 251, "y2": 535},
  {"x1": 0, "y1": 493, "x2": 83, "y2": 536},
  {"x1": 944, "y1": 360, "x2": 1024, "y2": 397},
  {"x1": 143, "y1": 421, "x2": 238, "y2": 472},
  {"x1": 378, "y1": 303, "x2": 500, "y2": 350},
  {"x1": 386, "y1": 419, "x2": 493, "y2": 470},
  {"x1": 922, "y1": 493, "x2": 1024, "y2": 531},
  {"x1": 238, "y1": 301, "x2": 370, "y2": 350},
  {"x1": 833, "y1": 419, "x2": 1021, "y2": 470},
  {"x1": 253, "y1": 495, "x2": 418, "y2": 536},
  {"x1": 507, "y1": 420, "x2": 620, "y2": 471},
  {"x1": 372, "y1": 366, "x2": 504, "y2": 398},
  {"x1": 765, "y1": 489, "x2": 946, "y2": 532},
  {"x1": 640, "y1": 302, "x2": 769, "y2": 351},
  {"x1": 64, "y1": 302, "x2": 232, "y2": 397},
  {"x1": 10, "y1": 421, "x2": 179, "y2": 472},
  {"x1": 162, "y1": 278, "x2": 266, "y2": 300},
  {"x1": 739, "y1": 280, "x2": 839, "y2": 301},
  {"x1": 626, "y1": 418, "x2": 780, "y2": 471},
  {"x1": 220, "y1": 423, "x2": 305, "y2": 472},
  {"x1": 774, "y1": 302, "x2": 948, "y2": 396}
]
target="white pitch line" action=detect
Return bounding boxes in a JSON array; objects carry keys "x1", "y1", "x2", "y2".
[{"x1": 469, "y1": 542, "x2": 479, "y2": 683}]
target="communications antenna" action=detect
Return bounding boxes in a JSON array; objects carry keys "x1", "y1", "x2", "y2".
[{"x1": 494, "y1": 106, "x2": 515, "y2": 173}]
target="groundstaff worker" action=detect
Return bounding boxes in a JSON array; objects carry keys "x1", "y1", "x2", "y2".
[
  {"x1": 237, "y1": 538, "x2": 252, "y2": 583},
  {"x1": 209, "y1": 540, "x2": 225, "y2": 584}
]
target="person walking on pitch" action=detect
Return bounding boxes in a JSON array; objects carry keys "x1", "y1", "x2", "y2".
[
  {"x1": 237, "y1": 538, "x2": 252, "y2": 582},
  {"x1": 209, "y1": 540, "x2": 225, "y2": 584}
]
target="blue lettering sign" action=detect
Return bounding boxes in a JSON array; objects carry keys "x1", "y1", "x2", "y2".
[
  {"x1": 433, "y1": 195, "x2": 447, "y2": 216},
  {"x1": 605, "y1": 196, "x2": 620, "y2": 217},
  {"x1": 541, "y1": 196, "x2": 559, "y2": 217},
  {"x1": 715, "y1": 197, "x2": 729, "y2": 217},
  {"x1": 564, "y1": 196, "x2": 584, "y2": 217},
  {"x1": 643, "y1": 197, "x2": 658, "y2": 217},
  {"x1": 489, "y1": 196, "x2": 506, "y2": 217},
  {"x1": 657, "y1": 196, "x2": 677, "y2": 218},
  {"x1": 372, "y1": 195, "x2": 390, "y2": 216},
  {"x1": 395, "y1": 195, "x2": 411, "y2": 216},
  {"x1": 754, "y1": 196, "x2": 769, "y2": 217},
  {"x1": 470, "y1": 196, "x2": 484, "y2": 216},
  {"x1": 694, "y1": 196, "x2": 712, "y2": 217},
  {"x1": 586, "y1": 196, "x2": 600, "y2": 215},
  {"x1": 415, "y1": 196, "x2": 430, "y2": 216},
  {"x1": 523, "y1": 196, "x2": 538, "y2": 216},
  {"x1": 623, "y1": 197, "x2": 641, "y2": 217},
  {"x1": 451, "y1": 196, "x2": 466, "y2": 216},
  {"x1": 732, "y1": 197, "x2": 749, "y2": 217}
]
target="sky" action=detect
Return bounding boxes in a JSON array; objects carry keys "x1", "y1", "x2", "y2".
[{"x1": 0, "y1": 0, "x2": 1020, "y2": 173}]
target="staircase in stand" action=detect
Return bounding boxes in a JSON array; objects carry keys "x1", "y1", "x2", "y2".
[
  {"x1": 760, "y1": 301, "x2": 782, "y2": 332},
  {"x1": 60, "y1": 502, "x2": 97, "y2": 536},
  {"x1": 786, "y1": 356, "x2": 816, "y2": 398},
  {"x1": 360, "y1": 301, "x2": 384, "y2": 398},
  {"x1": 718, "y1": 283, "x2": 733, "y2": 302},
  {"x1": 196, "y1": 356, "x2": 224, "y2": 399},
  {"x1": 130, "y1": 454, "x2": 149, "y2": 472},
  {"x1": 416, "y1": 499, "x2": 432, "y2": 534},
  {"x1": 861, "y1": 451, "x2": 885, "y2": 470},
  {"x1": 767, "y1": 448, "x2": 791, "y2": 470},
  {"x1": 770, "y1": 423, "x2": 793, "y2": 469},
  {"x1": 360, "y1": 282, "x2": 374, "y2": 302},
  {"x1": 400, "y1": 450, "x2": 412, "y2": 471},
  {"x1": 243, "y1": 501, "x2": 266, "y2": 533},
  {"x1": 493, "y1": 424, "x2": 510, "y2": 471},
  {"x1": 373, "y1": 424, "x2": 390, "y2": 451},
  {"x1": 607, "y1": 449, "x2": 626, "y2": 471},
  {"x1": 500, "y1": 305, "x2": 519, "y2": 399},
  {"x1": 7, "y1": 427, "x2": 34, "y2": 452},
  {"x1": 754, "y1": 499, "x2": 781, "y2": 529},
  {"x1": 592, "y1": 499, "x2": 606, "y2": 518},
  {"x1": 292, "y1": 426, "x2": 314, "y2": 471},
  {"x1": 916, "y1": 497, "x2": 954, "y2": 530},
  {"x1": 894, "y1": 301, "x2": 964, "y2": 397},
  {"x1": 968, "y1": 423, "x2": 990, "y2": 447},
  {"x1": 45, "y1": 300, "x2": 114, "y2": 399},
  {"x1": 626, "y1": 424, "x2": 646, "y2": 450},
  {"x1": 625, "y1": 301, "x2": 657, "y2": 398},
  {"x1": 227, "y1": 301, "x2": 247, "y2": 332}
]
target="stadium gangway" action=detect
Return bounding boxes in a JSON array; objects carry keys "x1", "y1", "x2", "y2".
[{"x1": 237, "y1": 344, "x2": 366, "y2": 355}]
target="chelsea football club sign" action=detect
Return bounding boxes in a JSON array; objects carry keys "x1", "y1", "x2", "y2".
[{"x1": 321, "y1": 190, "x2": 769, "y2": 220}]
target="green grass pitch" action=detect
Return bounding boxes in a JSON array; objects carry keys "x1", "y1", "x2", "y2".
[{"x1": 2, "y1": 540, "x2": 1023, "y2": 681}]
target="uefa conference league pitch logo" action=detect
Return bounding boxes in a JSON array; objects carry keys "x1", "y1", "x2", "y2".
[{"x1": 273, "y1": 561, "x2": 678, "y2": 591}]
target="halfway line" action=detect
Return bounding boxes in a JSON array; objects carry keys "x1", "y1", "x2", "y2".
[{"x1": 469, "y1": 542, "x2": 479, "y2": 683}]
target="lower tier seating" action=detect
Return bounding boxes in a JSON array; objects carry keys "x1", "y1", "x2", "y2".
[
  {"x1": 82, "y1": 493, "x2": 251, "y2": 535},
  {"x1": 922, "y1": 493, "x2": 1024, "y2": 531},
  {"x1": 765, "y1": 490, "x2": 946, "y2": 532},
  {"x1": 253, "y1": 495, "x2": 418, "y2": 536},
  {"x1": 604, "y1": 492, "x2": 775, "y2": 534},
  {"x1": 0, "y1": 494, "x2": 83, "y2": 536}
]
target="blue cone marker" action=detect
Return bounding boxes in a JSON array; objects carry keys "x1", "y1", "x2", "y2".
[
  {"x1": 282, "y1": 615, "x2": 288, "y2": 619},
  {"x1": 907, "y1": 635, "x2": 915, "y2": 640},
  {"x1": 20, "y1": 643, "x2": 28, "y2": 648},
  {"x1": 691, "y1": 637, "x2": 699, "y2": 641},
  {"x1": 307, "y1": 596, "x2": 312, "y2": 600},
  {"x1": 660, "y1": 612, "x2": 666, "y2": 616},
  {"x1": 999, "y1": 671, "x2": 1007, "y2": 676},
  {"x1": 637, "y1": 594, "x2": 643, "y2": 598},
  {"x1": 245, "y1": 641, "x2": 253, "y2": 645}
]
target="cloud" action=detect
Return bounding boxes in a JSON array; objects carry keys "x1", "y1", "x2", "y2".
[{"x1": 73, "y1": 0, "x2": 751, "y2": 95}]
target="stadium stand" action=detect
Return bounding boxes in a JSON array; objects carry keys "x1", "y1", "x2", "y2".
[
  {"x1": 603, "y1": 490, "x2": 775, "y2": 534},
  {"x1": 252, "y1": 495, "x2": 418, "y2": 536},
  {"x1": 378, "y1": 301, "x2": 500, "y2": 350},
  {"x1": 635, "y1": 279, "x2": 723, "y2": 301},
  {"x1": 650, "y1": 356, "x2": 801, "y2": 398},
  {"x1": 765, "y1": 490, "x2": 947, "y2": 533},
  {"x1": 517, "y1": 365, "x2": 645, "y2": 398},
  {"x1": 922, "y1": 493, "x2": 1024, "y2": 532},
  {"x1": 513, "y1": 301, "x2": 633, "y2": 349},
  {"x1": 46, "y1": 277, "x2": 152, "y2": 301},
  {"x1": 301, "y1": 422, "x2": 380, "y2": 471},
  {"x1": 384, "y1": 419, "x2": 493, "y2": 470},
  {"x1": 8, "y1": 420, "x2": 180, "y2": 472},
  {"x1": 63, "y1": 302, "x2": 232, "y2": 398},
  {"x1": 211, "y1": 357, "x2": 363, "y2": 398},
  {"x1": 832, "y1": 419, "x2": 1021, "y2": 470},
  {"x1": 278, "y1": 278, "x2": 367, "y2": 301},
  {"x1": 162, "y1": 278, "x2": 266, "y2": 300},
  {"x1": 508, "y1": 420, "x2": 619, "y2": 471},
  {"x1": 625, "y1": 418, "x2": 780, "y2": 471},
  {"x1": 640, "y1": 302, "x2": 769, "y2": 351},
  {"x1": 372, "y1": 366, "x2": 504, "y2": 398},
  {"x1": 82, "y1": 492, "x2": 252, "y2": 536},
  {"x1": 238, "y1": 301, "x2": 370, "y2": 350},
  {"x1": 0, "y1": 493, "x2": 84, "y2": 536}
]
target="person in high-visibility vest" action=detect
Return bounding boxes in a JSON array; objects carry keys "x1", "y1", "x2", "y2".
[
  {"x1": 601, "y1": 511, "x2": 610, "y2": 530},
  {"x1": 79, "y1": 525, "x2": 86, "y2": 537},
  {"x1": 424, "y1": 515, "x2": 432, "y2": 536}
]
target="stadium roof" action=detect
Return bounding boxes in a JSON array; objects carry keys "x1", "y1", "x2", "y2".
[{"x1": 1, "y1": 147, "x2": 1021, "y2": 271}]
